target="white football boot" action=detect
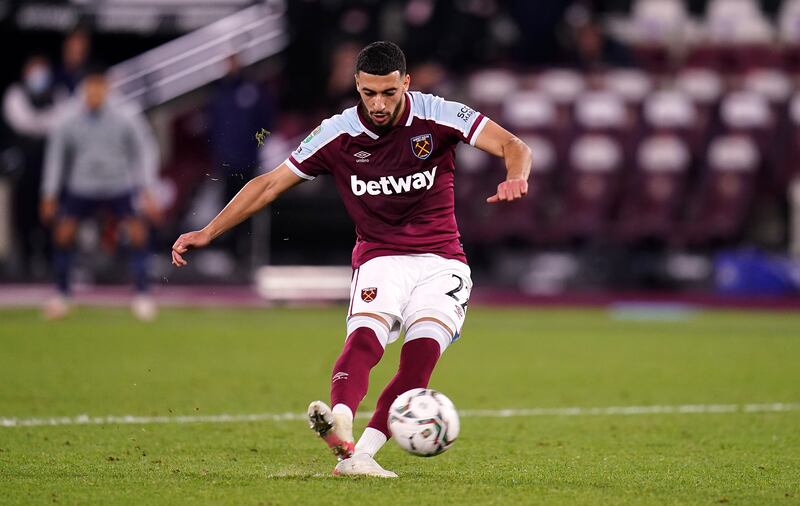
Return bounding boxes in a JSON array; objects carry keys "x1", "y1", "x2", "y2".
[
  {"x1": 131, "y1": 295, "x2": 158, "y2": 321},
  {"x1": 43, "y1": 295, "x2": 70, "y2": 320},
  {"x1": 307, "y1": 401, "x2": 355, "y2": 461},
  {"x1": 333, "y1": 453, "x2": 398, "y2": 478}
]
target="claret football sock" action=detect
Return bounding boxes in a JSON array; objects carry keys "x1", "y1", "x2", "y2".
[
  {"x1": 330, "y1": 327, "x2": 385, "y2": 416},
  {"x1": 367, "y1": 337, "x2": 440, "y2": 437}
]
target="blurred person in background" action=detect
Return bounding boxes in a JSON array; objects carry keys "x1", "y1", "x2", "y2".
[
  {"x1": 40, "y1": 66, "x2": 161, "y2": 321},
  {"x1": 327, "y1": 41, "x2": 363, "y2": 112},
  {"x1": 2, "y1": 54, "x2": 63, "y2": 279},
  {"x1": 562, "y1": 2, "x2": 633, "y2": 71},
  {"x1": 208, "y1": 54, "x2": 274, "y2": 261},
  {"x1": 54, "y1": 28, "x2": 91, "y2": 96}
]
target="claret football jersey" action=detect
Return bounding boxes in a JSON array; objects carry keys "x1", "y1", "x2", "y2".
[{"x1": 285, "y1": 91, "x2": 489, "y2": 269}]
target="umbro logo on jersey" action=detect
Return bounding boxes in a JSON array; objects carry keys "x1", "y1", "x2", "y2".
[
  {"x1": 350, "y1": 166, "x2": 437, "y2": 196},
  {"x1": 354, "y1": 151, "x2": 371, "y2": 163}
]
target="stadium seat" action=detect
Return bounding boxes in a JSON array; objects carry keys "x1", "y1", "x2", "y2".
[
  {"x1": 718, "y1": 90, "x2": 776, "y2": 177},
  {"x1": 501, "y1": 90, "x2": 568, "y2": 172},
  {"x1": 453, "y1": 142, "x2": 506, "y2": 246},
  {"x1": 777, "y1": 92, "x2": 800, "y2": 186},
  {"x1": 502, "y1": 90, "x2": 558, "y2": 132},
  {"x1": 675, "y1": 67, "x2": 724, "y2": 105},
  {"x1": 550, "y1": 134, "x2": 624, "y2": 245},
  {"x1": 778, "y1": 0, "x2": 800, "y2": 71},
  {"x1": 742, "y1": 68, "x2": 792, "y2": 118},
  {"x1": 573, "y1": 90, "x2": 626, "y2": 130},
  {"x1": 628, "y1": 0, "x2": 691, "y2": 73},
  {"x1": 613, "y1": 134, "x2": 690, "y2": 245},
  {"x1": 573, "y1": 90, "x2": 636, "y2": 173},
  {"x1": 642, "y1": 89, "x2": 704, "y2": 161},
  {"x1": 603, "y1": 68, "x2": 652, "y2": 144},
  {"x1": 630, "y1": 0, "x2": 690, "y2": 44},
  {"x1": 603, "y1": 68, "x2": 652, "y2": 105},
  {"x1": 455, "y1": 134, "x2": 557, "y2": 247},
  {"x1": 673, "y1": 68, "x2": 723, "y2": 157},
  {"x1": 534, "y1": 69, "x2": 585, "y2": 165},
  {"x1": 467, "y1": 69, "x2": 519, "y2": 120},
  {"x1": 536, "y1": 69, "x2": 586, "y2": 105},
  {"x1": 678, "y1": 134, "x2": 760, "y2": 247},
  {"x1": 687, "y1": 0, "x2": 779, "y2": 73}
]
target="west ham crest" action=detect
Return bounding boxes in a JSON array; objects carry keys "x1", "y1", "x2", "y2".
[
  {"x1": 361, "y1": 287, "x2": 378, "y2": 302},
  {"x1": 411, "y1": 133, "x2": 433, "y2": 160}
]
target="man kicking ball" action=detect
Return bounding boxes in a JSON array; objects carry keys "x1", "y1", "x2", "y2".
[{"x1": 171, "y1": 41, "x2": 531, "y2": 477}]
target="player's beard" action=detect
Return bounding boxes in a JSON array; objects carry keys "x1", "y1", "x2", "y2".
[{"x1": 362, "y1": 100, "x2": 402, "y2": 134}]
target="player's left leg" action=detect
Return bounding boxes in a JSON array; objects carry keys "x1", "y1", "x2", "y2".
[
  {"x1": 333, "y1": 319, "x2": 448, "y2": 478},
  {"x1": 119, "y1": 193, "x2": 156, "y2": 321},
  {"x1": 352, "y1": 317, "x2": 451, "y2": 459},
  {"x1": 353, "y1": 256, "x2": 472, "y2": 461}
]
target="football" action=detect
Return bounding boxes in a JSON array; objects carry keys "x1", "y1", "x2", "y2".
[{"x1": 388, "y1": 388, "x2": 460, "y2": 457}]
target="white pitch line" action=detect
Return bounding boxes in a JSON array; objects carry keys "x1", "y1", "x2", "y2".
[{"x1": 1, "y1": 402, "x2": 798, "y2": 428}]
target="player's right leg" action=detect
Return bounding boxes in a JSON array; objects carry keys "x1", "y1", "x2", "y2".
[{"x1": 308, "y1": 313, "x2": 391, "y2": 461}]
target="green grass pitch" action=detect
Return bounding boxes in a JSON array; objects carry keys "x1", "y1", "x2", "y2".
[{"x1": 1, "y1": 306, "x2": 799, "y2": 505}]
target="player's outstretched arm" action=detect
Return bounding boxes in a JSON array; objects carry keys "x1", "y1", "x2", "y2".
[
  {"x1": 171, "y1": 164, "x2": 303, "y2": 267},
  {"x1": 473, "y1": 120, "x2": 532, "y2": 204}
]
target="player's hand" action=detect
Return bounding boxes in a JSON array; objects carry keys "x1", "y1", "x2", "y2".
[
  {"x1": 39, "y1": 197, "x2": 58, "y2": 225},
  {"x1": 486, "y1": 178, "x2": 528, "y2": 204},
  {"x1": 171, "y1": 229, "x2": 212, "y2": 267}
]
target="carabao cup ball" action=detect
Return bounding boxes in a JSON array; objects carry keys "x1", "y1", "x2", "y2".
[{"x1": 388, "y1": 388, "x2": 460, "y2": 457}]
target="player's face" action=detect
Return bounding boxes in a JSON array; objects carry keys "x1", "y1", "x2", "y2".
[
  {"x1": 355, "y1": 71, "x2": 410, "y2": 131},
  {"x1": 83, "y1": 75, "x2": 108, "y2": 110}
]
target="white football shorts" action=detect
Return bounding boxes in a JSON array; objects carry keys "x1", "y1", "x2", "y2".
[{"x1": 347, "y1": 254, "x2": 472, "y2": 352}]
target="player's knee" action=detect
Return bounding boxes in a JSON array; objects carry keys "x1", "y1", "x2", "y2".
[
  {"x1": 126, "y1": 219, "x2": 148, "y2": 247},
  {"x1": 54, "y1": 220, "x2": 77, "y2": 247},
  {"x1": 405, "y1": 313, "x2": 455, "y2": 355},
  {"x1": 346, "y1": 314, "x2": 391, "y2": 349}
]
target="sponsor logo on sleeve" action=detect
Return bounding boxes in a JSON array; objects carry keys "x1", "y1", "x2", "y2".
[
  {"x1": 302, "y1": 125, "x2": 322, "y2": 144},
  {"x1": 411, "y1": 133, "x2": 433, "y2": 160},
  {"x1": 457, "y1": 105, "x2": 475, "y2": 122}
]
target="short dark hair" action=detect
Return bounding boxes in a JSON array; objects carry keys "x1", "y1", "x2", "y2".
[{"x1": 355, "y1": 41, "x2": 406, "y2": 76}]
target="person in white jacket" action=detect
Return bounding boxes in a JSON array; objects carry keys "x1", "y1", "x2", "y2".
[{"x1": 2, "y1": 54, "x2": 63, "y2": 278}]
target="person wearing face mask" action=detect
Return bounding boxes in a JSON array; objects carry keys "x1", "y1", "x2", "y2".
[{"x1": 2, "y1": 54, "x2": 62, "y2": 279}]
